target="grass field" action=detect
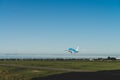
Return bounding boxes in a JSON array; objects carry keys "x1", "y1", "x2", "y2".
[{"x1": 0, "y1": 60, "x2": 120, "y2": 80}]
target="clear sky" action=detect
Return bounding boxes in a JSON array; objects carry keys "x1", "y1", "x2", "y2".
[{"x1": 0, "y1": 0, "x2": 120, "y2": 54}]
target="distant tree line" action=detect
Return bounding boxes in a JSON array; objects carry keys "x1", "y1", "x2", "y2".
[
  {"x1": 0, "y1": 56, "x2": 117, "y2": 61},
  {"x1": 107, "y1": 56, "x2": 116, "y2": 60}
]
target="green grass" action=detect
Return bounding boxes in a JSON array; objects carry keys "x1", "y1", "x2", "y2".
[
  {"x1": 0, "y1": 60, "x2": 120, "y2": 80},
  {"x1": 0, "y1": 60, "x2": 120, "y2": 71}
]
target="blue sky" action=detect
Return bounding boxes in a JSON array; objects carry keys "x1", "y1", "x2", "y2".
[{"x1": 0, "y1": 0, "x2": 120, "y2": 54}]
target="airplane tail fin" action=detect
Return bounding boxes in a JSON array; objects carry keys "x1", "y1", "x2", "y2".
[{"x1": 76, "y1": 46, "x2": 79, "y2": 51}]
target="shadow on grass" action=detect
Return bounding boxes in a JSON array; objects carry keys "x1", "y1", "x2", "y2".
[{"x1": 31, "y1": 70, "x2": 120, "y2": 80}]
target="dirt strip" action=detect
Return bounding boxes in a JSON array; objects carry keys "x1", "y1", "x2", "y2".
[{"x1": 0, "y1": 64, "x2": 93, "y2": 72}]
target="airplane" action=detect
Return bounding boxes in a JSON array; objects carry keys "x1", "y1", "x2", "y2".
[{"x1": 66, "y1": 46, "x2": 79, "y2": 53}]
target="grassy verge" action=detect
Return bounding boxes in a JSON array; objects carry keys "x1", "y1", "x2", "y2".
[{"x1": 0, "y1": 66, "x2": 65, "y2": 80}]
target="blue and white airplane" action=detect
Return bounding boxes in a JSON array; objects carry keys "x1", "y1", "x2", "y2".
[{"x1": 66, "y1": 46, "x2": 79, "y2": 53}]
